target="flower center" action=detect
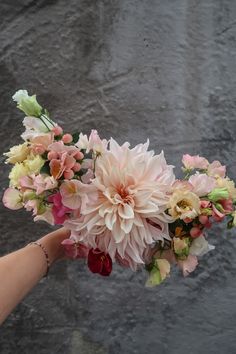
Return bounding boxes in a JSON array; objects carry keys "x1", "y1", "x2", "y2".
[
  {"x1": 177, "y1": 199, "x2": 191, "y2": 211},
  {"x1": 117, "y1": 185, "x2": 133, "y2": 204}
]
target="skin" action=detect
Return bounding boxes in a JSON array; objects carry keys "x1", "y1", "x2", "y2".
[{"x1": 0, "y1": 227, "x2": 70, "y2": 325}]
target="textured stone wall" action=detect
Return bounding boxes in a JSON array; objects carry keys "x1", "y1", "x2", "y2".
[{"x1": 0, "y1": 1, "x2": 236, "y2": 353}]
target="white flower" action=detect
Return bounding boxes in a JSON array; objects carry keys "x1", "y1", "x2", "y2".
[
  {"x1": 189, "y1": 235, "x2": 215, "y2": 257},
  {"x1": 21, "y1": 116, "x2": 55, "y2": 140},
  {"x1": 12, "y1": 90, "x2": 29, "y2": 103}
]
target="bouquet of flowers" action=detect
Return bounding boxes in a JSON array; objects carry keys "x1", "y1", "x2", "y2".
[{"x1": 3, "y1": 90, "x2": 236, "y2": 286}]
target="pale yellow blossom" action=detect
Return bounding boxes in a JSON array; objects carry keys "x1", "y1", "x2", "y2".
[
  {"x1": 25, "y1": 154, "x2": 45, "y2": 174},
  {"x1": 168, "y1": 189, "x2": 200, "y2": 220},
  {"x1": 4, "y1": 143, "x2": 30, "y2": 164},
  {"x1": 9, "y1": 163, "x2": 29, "y2": 187}
]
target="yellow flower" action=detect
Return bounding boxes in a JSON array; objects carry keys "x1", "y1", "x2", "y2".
[
  {"x1": 168, "y1": 189, "x2": 200, "y2": 220},
  {"x1": 216, "y1": 177, "x2": 236, "y2": 200},
  {"x1": 4, "y1": 143, "x2": 30, "y2": 164},
  {"x1": 25, "y1": 154, "x2": 45, "y2": 174},
  {"x1": 9, "y1": 163, "x2": 29, "y2": 187}
]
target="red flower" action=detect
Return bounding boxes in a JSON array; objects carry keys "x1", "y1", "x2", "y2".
[{"x1": 87, "y1": 248, "x2": 112, "y2": 276}]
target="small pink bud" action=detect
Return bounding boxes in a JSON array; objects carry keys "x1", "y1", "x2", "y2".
[
  {"x1": 199, "y1": 215, "x2": 209, "y2": 225},
  {"x1": 48, "y1": 151, "x2": 58, "y2": 160},
  {"x1": 62, "y1": 134, "x2": 73, "y2": 144},
  {"x1": 183, "y1": 217, "x2": 193, "y2": 224},
  {"x1": 190, "y1": 227, "x2": 202, "y2": 238},
  {"x1": 53, "y1": 126, "x2": 63, "y2": 136},
  {"x1": 75, "y1": 151, "x2": 84, "y2": 160},
  {"x1": 72, "y1": 163, "x2": 81, "y2": 172},
  {"x1": 64, "y1": 170, "x2": 74, "y2": 179}
]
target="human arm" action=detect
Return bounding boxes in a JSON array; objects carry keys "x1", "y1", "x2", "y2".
[{"x1": 0, "y1": 227, "x2": 70, "y2": 325}]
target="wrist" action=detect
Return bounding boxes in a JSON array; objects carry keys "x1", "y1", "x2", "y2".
[{"x1": 38, "y1": 228, "x2": 70, "y2": 265}]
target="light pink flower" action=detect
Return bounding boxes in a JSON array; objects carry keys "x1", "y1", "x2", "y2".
[
  {"x1": 76, "y1": 130, "x2": 108, "y2": 154},
  {"x1": 19, "y1": 174, "x2": 57, "y2": 195},
  {"x1": 30, "y1": 133, "x2": 54, "y2": 155},
  {"x1": 61, "y1": 238, "x2": 89, "y2": 259},
  {"x1": 65, "y1": 138, "x2": 175, "y2": 269},
  {"x1": 207, "y1": 160, "x2": 226, "y2": 178},
  {"x1": 2, "y1": 188, "x2": 23, "y2": 210},
  {"x1": 34, "y1": 208, "x2": 54, "y2": 225},
  {"x1": 60, "y1": 180, "x2": 97, "y2": 210},
  {"x1": 48, "y1": 192, "x2": 72, "y2": 224},
  {"x1": 178, "y1": 254, "x2": 198, "y2": 277},
  {"x1": 189, "y1": 173, "x2": 216, "y2": 197},
  {"x1": 182, "y1": 154, "x2": 209, "y2": 170}
]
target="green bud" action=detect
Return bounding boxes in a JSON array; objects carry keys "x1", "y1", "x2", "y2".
[
  {"x1": 18, "y1": 95, "x2": 42, "y2": 117},
  {"x1": 145, "y1": 267, "x2": 162, "y2": 287},
  {"x1": 13, "y1": 90, "x2": 42, "y2": 117},
  {"x1": 208, "y1": 188, "x2": 229, "y2": 202}
]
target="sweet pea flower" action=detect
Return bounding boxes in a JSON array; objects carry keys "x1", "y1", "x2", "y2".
[
  {"x1": 48, "y1": 192, "x2": 72, "y2": 225},
  {"x1": 189, "y1": 235, "x2": 215, "y2": 257},
  {"x1": 182, "y1": 154, "x2": 209, "y2": 170},
  {"x1": 76, "y1": 130, "x2": 108, "y2": 155},
  {"x1": 87, "y1": 248, "x2": 112, "y2": 276},
  {"x1": 60, "y1": 179, "x2": 97, "y2": 211},
  {"x1": 62, "y1": 238, "x2": 89, "y2": 259},
  {"x1": 2, "y1": 188, "x2": 23, "y2": 210},
  {"x1": 178, "y1": 254, "x2": 198, "y2": 277},
  {"x1": 189, "y1": 173, "x2": 216, "y2": 197},
  {"x1": 30, "y1": 133, "x2": 54, "y2": 155},
  {"x1": 207, "y1": 160, "x2": 226, "y2": 178},
  {"x1": 34, "y1": 207, "x2": 54, "y2": 225}
]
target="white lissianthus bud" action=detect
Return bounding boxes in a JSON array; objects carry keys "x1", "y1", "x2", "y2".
[{"x1": 189, "y1": 235, "x2": 215, "y2": 257}]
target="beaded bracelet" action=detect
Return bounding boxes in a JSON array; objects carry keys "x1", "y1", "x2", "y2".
[{"x1": 29, "y1": 241, "x2": 50, "y2": 277}]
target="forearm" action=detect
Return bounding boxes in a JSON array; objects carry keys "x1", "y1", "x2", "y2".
[{"x1": 0, "y1": 228, "x2": 70, "y2": 325}]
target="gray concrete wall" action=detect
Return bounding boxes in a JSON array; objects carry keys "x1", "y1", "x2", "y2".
[{"x1": 0, "y1": 1, "x2": 236, "y2": 353}]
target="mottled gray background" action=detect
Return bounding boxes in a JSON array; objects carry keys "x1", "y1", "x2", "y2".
[{"x1": 0, "y1": 0, "x2": 236, "y2": 353}]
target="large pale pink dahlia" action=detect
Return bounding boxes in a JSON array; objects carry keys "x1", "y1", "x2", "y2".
[{"x1": 65, "y1": 138, "x2": 175, "y2": 269}]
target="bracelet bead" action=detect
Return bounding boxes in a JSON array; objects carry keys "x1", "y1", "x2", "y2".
[{"x1": 28, "y1": 241, "x2": 50, "y2": 277}]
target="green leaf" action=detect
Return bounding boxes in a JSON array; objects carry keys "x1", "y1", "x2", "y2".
[
  {"x1": 72, "y1": 132, "x2": 80, "y2": 143},
  {"x1": 40, "y1": 162, "x2": 50, "y2": 175}
]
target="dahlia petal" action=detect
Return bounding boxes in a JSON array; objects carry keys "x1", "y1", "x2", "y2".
[{"x1": 118, "y1": 204, "x2": 134, "y2": 219}]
